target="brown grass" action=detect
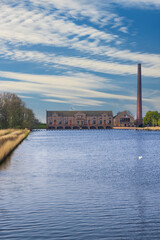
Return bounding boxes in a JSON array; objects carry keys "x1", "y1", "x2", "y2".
[
  {"x1": 0, "y1": 129, "x2": 16, "y2": 136},
  {"x1": 0, "y1": 129, "x2": 30, "y2": 163},
  {"x1": 113, "y1": 126, "x2": 160, "y2": 131}
]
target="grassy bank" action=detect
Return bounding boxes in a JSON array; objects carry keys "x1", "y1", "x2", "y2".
[
  {"x1": 113, "y1": 127, "x2": 160, "y2": 131},
  {"x1": 0, "y1": 129, "x2": 30, "y2": 164}
]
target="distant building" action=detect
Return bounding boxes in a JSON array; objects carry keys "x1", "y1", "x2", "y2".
[
  {"x1": 46, "y1": 111, "x2": 113, "y2": 129},
  {"x1": 114, "y1": 111, "x2": 134, "y2": 127}
]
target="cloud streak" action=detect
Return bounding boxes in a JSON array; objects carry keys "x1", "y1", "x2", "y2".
[
  {"x1": 0, "y1": 1, "x2": 160, "y2": 79},
  {"x1": 1, "y1": 47, "x2": 160, "y2": 78},
  {"x1": 0, "y1": 70, "x2": 140, "y2": 108}
]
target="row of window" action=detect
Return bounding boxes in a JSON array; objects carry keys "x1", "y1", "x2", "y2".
[
  {"x1": 120, "y1": 118, "x2": 130, "y2": 123},
  {"x1": 48, "y1": 116, "x2": 108, "y2": 121},
  {"x1": 49, "y1": 119, "x2": 112, "y2": 125},
  {"x1": 51, "y1": 114, "x2": 107, "y2": 118}
]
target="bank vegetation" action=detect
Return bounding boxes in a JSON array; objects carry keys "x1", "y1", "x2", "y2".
[
  {"x1": 0, "y1": 129, "x2": 30, "y2": 163},
  {"x1": 143, "y1": 111, "x2": 160, "y2": 127},
  {"x1": 0, "y1": 93, "x2": 39, "y2": 129}
]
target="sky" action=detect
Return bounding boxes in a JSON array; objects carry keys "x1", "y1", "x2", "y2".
[{"x1": 0, "y1": 0, "x2": 160, "y2": 122}]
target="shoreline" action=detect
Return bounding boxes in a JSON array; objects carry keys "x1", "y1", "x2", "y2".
[
  {"x1": 0, "y1": 129, "x2": 30, "y2": 164},
  {"x1": 113, "y1": 127, "x2": 160, "y2": 131}
]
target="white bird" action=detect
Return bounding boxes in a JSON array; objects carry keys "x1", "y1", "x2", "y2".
[{"x1": 139, "y1": 156, "x2": 142, "y2": 160}]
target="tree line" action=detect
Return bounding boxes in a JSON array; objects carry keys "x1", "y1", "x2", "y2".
[
  {"x1": 143, "y1": 111, "x2": 160, "y2": 127},
  {"x1": 0, "y1": 93, "x2": 39, "y2": 129}
]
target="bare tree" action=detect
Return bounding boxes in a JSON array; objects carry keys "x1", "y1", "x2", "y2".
[{"x1": 0, "y1": 93, "x2": 39, "y2": 129}]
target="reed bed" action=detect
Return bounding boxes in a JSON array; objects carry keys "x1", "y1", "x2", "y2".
[
  {"x1": 144, "y1": 126, "x2": 160, "y2": 131},
  {"x1": 0, "y1": 129, "x2": 15, "y2": 136},
  {"x1": 0, "y1": 129, "x2": 30, "y2": 163},
  {"x1": 113, "y1": 126, "x2": 160, "y2": 131}
]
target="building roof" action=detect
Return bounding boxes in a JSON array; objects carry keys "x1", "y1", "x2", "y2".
[
  {"x1": 114, "y1": 110, "x2": 134, "y2": 119},
  {"x1": 47, "y1": 111, "x2": 113, "y2": 117}
]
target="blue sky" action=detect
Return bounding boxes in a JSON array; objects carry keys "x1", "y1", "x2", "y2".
[{"x1": 0, "y1": 0, "x2": 160, "y2": 122}]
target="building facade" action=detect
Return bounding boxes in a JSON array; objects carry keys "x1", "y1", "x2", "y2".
[
  {"x1": 46, "y1": 111, "x2": 113, "y2": 129},
  {"x1": 113, "y1": 111, "x2": 134, "y2": 127}
]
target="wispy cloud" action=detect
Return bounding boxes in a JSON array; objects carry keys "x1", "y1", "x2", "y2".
[
  {"x1": 1, "y1": 47, "x2": 160, "y2": 78},
  {"x1": 0, "y1": 70, "x2": 139, "y2": 108},
  {"x1": 0, "y1": 1, "x2": 160, "y2": 79},
  {"x1": 0, "y1": 2, "x2": 118, "y2": 49},
  {"x1": 0, "y1": 0, "x2": 159, "y2": 120}
]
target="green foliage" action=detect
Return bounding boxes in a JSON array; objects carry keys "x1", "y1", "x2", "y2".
[
  {"x1": 37, "y1": 123, "x2": 47, "y2": 129},
  {"x1": 143, "y1": 111, "x2": 160, "y2": 126},
  {"x1": 0, "y1": 93, "x2": 40, "y2": 130}
]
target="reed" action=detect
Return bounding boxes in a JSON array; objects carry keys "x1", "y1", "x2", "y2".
[
  {"x1": 0, "y1": 129, "x2": 30, "y2": 163},
  {"x1": 0, "y1": 129, "x2": 15, "y2": 136}
]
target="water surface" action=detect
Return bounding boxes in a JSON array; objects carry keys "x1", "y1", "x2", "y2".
[{"x1": 0, "y1": 130, "x2": 160, "y2": 239}]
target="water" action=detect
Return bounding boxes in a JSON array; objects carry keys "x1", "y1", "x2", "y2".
[{"x1": 0, "y1": 130, "x2": 160, "y2": 239}]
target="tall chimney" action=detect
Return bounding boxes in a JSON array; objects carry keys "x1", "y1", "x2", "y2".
[{"x1": 137, "y1": 63, "x2": 142, "y2": 126}]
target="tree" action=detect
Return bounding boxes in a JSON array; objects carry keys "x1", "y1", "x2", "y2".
[
  {"x1": 143, "y1": 111, "x2": 160, "y2": 126},
  {"x1": 0, "y1": 93, "x2": 39, "y2": 129}
]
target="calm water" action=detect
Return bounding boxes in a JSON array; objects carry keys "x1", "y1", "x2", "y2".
[{"x1": 0, "y1": 130, "x2": 160, "y2": 239}]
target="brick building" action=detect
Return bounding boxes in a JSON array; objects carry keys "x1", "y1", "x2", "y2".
[
  {"x1": 46, "y1": 111, "x2": 113, "y2": 129},
  {"x1": 113, "y1": 111, "x2": 134, "y2": 127}
]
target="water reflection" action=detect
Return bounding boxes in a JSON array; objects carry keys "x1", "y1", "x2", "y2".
[
  {"x1": 0, "y1": 154, "x2": 12, "y2": 171},
  {"x1": 0, "y1": 130, "x2": 160, "y2": 239}
]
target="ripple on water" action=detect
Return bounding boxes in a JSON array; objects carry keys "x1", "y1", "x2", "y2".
[{"x1": 0, "y1": 130, "x2": 160, "y2": 239}]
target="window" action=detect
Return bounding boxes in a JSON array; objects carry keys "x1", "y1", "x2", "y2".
[
  {"x1": 65, "y1": 120, "x2": 68, "y2": 124},
  {"x1": 98, "y1": 120, "x2": 102, "y2": 124},
  {"x1": 49, "y1": 121, "x2": 52, "y2": 125},
  {"x1": 59, "y1": 121, "x2": 62, "y2": 124},
  {"x1": 92, "y1": 120, "x2": 96, "y2": 124},
  {"x1": 120, "y1": 118, "x2": 130, "y2": 123},
  {"x1": 108, "y1": 119, "x2": 111, "y2": 124},
  {"x1": 77, "y1": 120, "x2": 79, "y2": 124}
]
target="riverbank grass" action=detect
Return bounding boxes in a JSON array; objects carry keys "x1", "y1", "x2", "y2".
[
  {"x1": 0, "y1": 129, "x2": 30, "y2": 163},
  {"x1": 113, "y1": 126, "x2": 160, "y2": 131}
]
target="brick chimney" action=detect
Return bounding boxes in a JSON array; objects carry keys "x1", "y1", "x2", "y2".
[{"x1": 137, "y1": 63, "x2": 142, "y2": 126}]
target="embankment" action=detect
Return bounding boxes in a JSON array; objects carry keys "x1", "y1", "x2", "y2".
[
  {"x1": 113, "y1": 127, "x2": 160, "y2": 131},
  {"x1": 0, "y1": 129, "x2": 30, "y2": 164}
]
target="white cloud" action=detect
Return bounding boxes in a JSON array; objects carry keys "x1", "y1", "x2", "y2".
[
  {"x1": 119, "y1": 26, "x2": 128, "y2": 34},
  {"x1": 43, "y1": 98, "x2": 106, "y2": 107},
  {"x1": 0, "y1": 0, "x2": 159, "y2": 80},
  {"x1": 0, "y1": 70, "x2": 156, "y2": 104},
  {"x1": 1, "y1": 47, "x2": 160, "y2": 78},
  {"x1": 0, "y1": 70, "x2": 140, "y2": 108},
  {"x1": 0, "y1": 2, "x2": 117, "y2": 49}
]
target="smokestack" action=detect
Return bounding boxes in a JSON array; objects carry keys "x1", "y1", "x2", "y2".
[{"x1": 137, "y1": 63, "x2": 142, "y2": 126}]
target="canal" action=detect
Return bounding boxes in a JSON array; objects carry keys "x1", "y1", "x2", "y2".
[{"x1": 0, "y1": 130, "x2": 160, "y2": 239}]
